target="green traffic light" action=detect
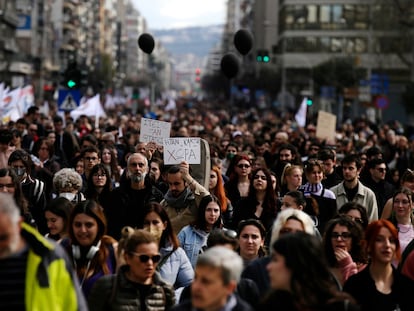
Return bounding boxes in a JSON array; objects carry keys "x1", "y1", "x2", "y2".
[
  {"x1": 307, "y1": 99, "x2": 313, "y2": 106},
  {"x1": 263, "y1": 55, "x2": 270, "y2": 63},
  {"x1": 256, "y1": 56, "x2": 263, "y2": 62},
  {"x1": 67, "y1": 80, "x2": 76, "y2": 88}
]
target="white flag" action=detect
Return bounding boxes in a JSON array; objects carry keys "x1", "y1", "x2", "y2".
[
  {"x1": 1, "y1": 87, "x2": 22, "y2": 123},
  {"x1": 295, "y1": 97, "x2": 308, "y2": 128},
  {"x1": 70, "y1": 94, "x2": 106, "y2": 121}
]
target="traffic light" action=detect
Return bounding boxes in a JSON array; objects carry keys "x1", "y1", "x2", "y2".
[
  {"x1": 256, "y1": 50, "x2": 270, "y2": 63},
  {"x1": 306, "y1": 97, "x2": 313, "y2": 106},
  {"x1": 63, "y1": 62, "x2": 81, "y2": 89},
  {"x1": 195, "y1": 68, "x2": 201, "y2": 82}
]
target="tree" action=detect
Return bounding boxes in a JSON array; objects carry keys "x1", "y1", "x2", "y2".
[{"x1": 312, "y1": 57, "x2": 365, "y2": 95}]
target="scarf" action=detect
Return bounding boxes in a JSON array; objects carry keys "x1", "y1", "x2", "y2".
[
  {"x1": 300, "y1": 182, "x2": 323, "y2": 196},
  {"x1": 164, "y1": 187, "x2": 195, "y2": 210}
]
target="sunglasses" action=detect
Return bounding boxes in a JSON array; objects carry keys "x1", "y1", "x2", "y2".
[
  {"x1": 254, "y1": 175, "x2": 267, "y2": 180},
  {"x1": 237, "y1": 164, "x2": 250, "y2": 169},
  {"x1": 130, "y1": 252, "x2": 161, "y2": 263}
]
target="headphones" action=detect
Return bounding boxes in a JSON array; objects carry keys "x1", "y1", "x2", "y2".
[{"x1": 72, "y1": 240, "x2": 101, "y2": 260}]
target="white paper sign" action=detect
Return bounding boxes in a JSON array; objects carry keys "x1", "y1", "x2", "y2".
[
  {"x1": 163, "y1": 137, "x2": 201, "y2": 165},
  {"x1": 140, "y1": 117, "x2": 171, "y2": 145}
]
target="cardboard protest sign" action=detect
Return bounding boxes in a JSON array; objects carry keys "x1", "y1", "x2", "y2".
[{"x1": 316, "y1": 110, "x2": 337, "y2": 141}]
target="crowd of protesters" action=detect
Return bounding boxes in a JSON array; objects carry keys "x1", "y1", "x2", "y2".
[{"x1": 1, "y1": 99, "x2": 414, "y2": 310}]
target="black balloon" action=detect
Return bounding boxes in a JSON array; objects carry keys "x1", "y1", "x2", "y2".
[
  {"x1": 138, "y1": 33, "x2": 155, "y2": 54},
  {"x1": 234, "y1": 29, "x2": 253, "y2": 55},
  {"x1": 220, "y1": 53, "x2": 240, "y2": 79}
]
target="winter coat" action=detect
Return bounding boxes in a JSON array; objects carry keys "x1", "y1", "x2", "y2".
[
  {"x1": 88, "y1": 265, "x2": 175, "y2": 311},
  {"x1": 158, "y1": 243, "x2": 194, "y2": 300}
]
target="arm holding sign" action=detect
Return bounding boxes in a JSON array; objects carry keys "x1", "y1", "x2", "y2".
[{"x1": 180, "y1": 161, "x2": 210, "y2": 203}]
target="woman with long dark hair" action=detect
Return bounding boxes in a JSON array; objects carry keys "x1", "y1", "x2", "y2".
[
  {"x1": 100, "y1": 144, "x2": 121, "y2": 187},
  {"x1": 263, "y1": 232, "x2": 359, "y2": 310},
  {"x1": 0, "y1": 167, "x2": 33, "y2": 226},
  {"x1": 44, "y1": 197, "x2": 72, "y2": 242},
  {"x1": 178, "y1": 195, "x2": 223, "y2": 267},
  {"x1": 224, "y1": 153, "x2": 252, "y2": 206},
  {"x1": 62, "y1": 200, "x2": 118, "y2": 298},
  {"x1": 323, "y1": 215, "x2": 367, "y2": 286},
  {"x1": 232, "y1": 168, "x2": 277, "y2": 232},
  {"x1": 85, "y1": 163, "x2": 113, "y2": 210}
]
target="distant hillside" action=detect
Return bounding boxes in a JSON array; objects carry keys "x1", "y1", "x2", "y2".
[{"x1": 153, "y1": 25, "x2": 223, "y2": 58}]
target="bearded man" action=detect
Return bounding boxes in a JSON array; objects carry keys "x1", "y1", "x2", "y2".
[{"x1": 106, "y1": 152, "x2": 164, "y2": 239}]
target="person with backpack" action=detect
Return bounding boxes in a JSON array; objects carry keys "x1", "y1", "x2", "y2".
[{"x1": 88, "y1": 229, "x2": 175, "y2": 311}]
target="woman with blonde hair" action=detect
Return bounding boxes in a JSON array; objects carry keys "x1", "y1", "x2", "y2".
[
  {"x1": 241, "y1": 208, "x2": 319, "y2": 294},
  {"x1": 279, "y1": 164, "x2": 303, "y2": 196}
]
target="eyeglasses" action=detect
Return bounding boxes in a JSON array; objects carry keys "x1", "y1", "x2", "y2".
[
  {"x1": 254, "y1": 175, "x2": 267, "y2": 180},
  {"x1": 0, "y1": 183, "x2": 14, "y2": 189},
  {"x1": 237, "y1": 164, "x2": 250, "y2": 169},
  {"x1": 331, "y1": 232, "x2": 352, "y2": 240},
  {"x1": 130, "y1": 252, "x2": 161, "y2": 263},
  {"x1": 376, "y1": 167, "x2": 387, "y2": 173},
  {"x1": 84, "y1": 157, "x2": 98, "y2": 161}
]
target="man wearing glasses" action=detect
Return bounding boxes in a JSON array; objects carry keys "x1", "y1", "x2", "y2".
[{"x1": 80, "y1": 146, "x2": 101, "y2": 191}]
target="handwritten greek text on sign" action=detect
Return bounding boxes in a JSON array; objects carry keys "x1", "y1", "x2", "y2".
[
  {"x1": 140, "y1": 117, "x2": 171, "y2": 145},
  {"x1": 163, "y1": 138, "x2": 201, "y2": 165}
]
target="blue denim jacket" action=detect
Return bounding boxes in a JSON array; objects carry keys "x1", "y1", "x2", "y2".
[{"x1": 177, "y1": 225, "x2": 209, "y2": 268}]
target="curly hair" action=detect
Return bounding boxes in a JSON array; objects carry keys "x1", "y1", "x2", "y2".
[
  {"x1": 323, "y1": 215, "x2": 367, "y2": 267},
  {"x1": 53, "y1": 168, "x2": 83, "y2": 193}
]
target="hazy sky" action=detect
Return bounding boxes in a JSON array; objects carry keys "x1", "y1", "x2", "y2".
[{"x1": 132, "y1": 0, "x2": 227, "y2": 30}]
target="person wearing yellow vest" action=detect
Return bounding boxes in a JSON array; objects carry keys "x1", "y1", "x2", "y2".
[{"x1": 0, "y1": 193, "x2": 87, "y2": 310}]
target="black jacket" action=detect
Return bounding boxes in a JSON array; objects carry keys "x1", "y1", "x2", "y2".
[
  {"x1": 344, "y1": 265, "x2": 414, "y2": 311},
  {"x1": 88, "y1": 265, "x2": 175, "y2": 311},
  {"x1": 106, "y1": 177, "x2": 164, "y2": 240}
]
